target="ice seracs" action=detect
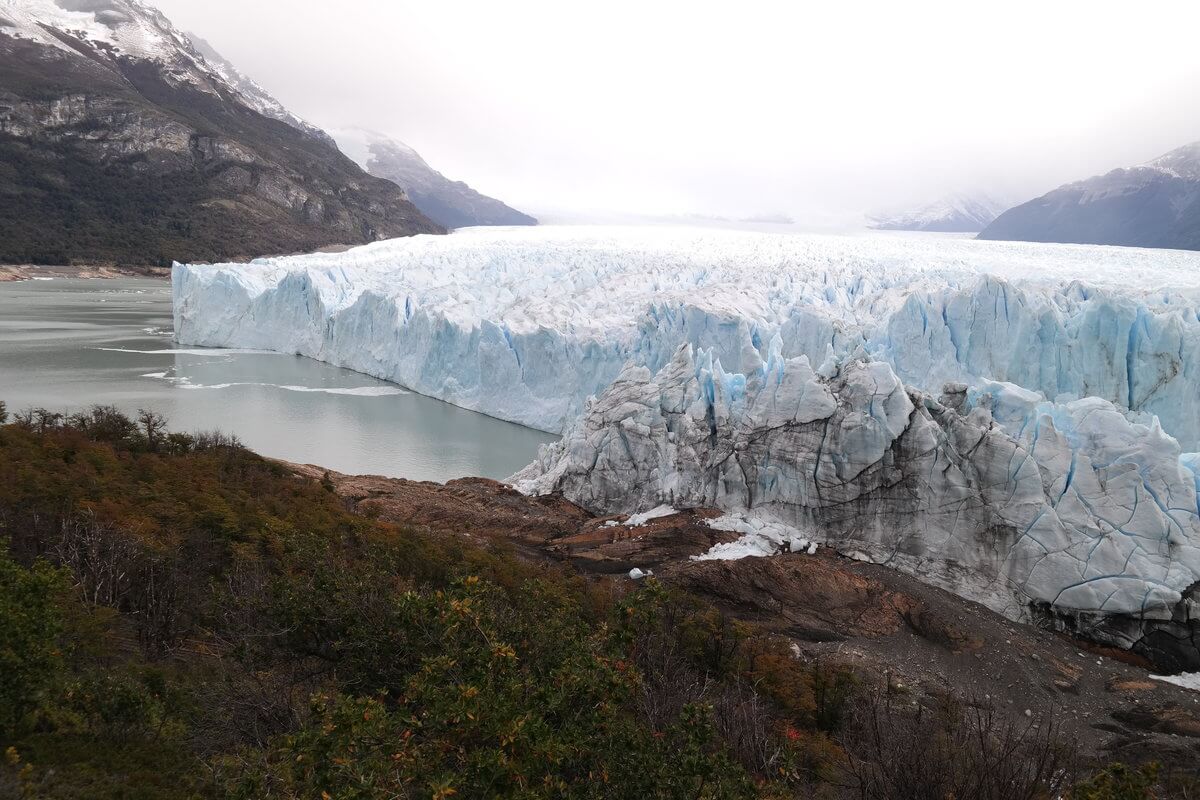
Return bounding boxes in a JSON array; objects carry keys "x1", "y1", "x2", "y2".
[
  {"x1": 174, "y1": 226, "x2": 1200, "y2": 445},
  {"x1": 513, "y1": 343, "x2": 1200, "y2": 670}
]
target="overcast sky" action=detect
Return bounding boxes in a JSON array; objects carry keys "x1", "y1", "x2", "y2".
[{"x1": 154, "y1": 0, "x2": 1200, "y2": 226}]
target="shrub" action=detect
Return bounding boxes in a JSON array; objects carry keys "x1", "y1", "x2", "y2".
[
  {"x1": 0, "y1": 547, "x2": 68, "y2": 738},
  {"x1": 1072, "y1": 763, "x2": 1160, "y2": 800},
  {"x1": 60, "y1": 671, "x2": 169, "y2": 742},
  {"x1": 2, "y1": 405, "x2": 1135, "y2": 799},
  {"x1": 222, "y1": 575, "x2": 760, "y2": 799},
  {"x1": 840, "y1": 691, "x2": 1076, "y2": 800}
]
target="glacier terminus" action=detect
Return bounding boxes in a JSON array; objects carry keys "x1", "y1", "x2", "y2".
[{"x1": 174, "y1": 226, "x2": 1200, "y2": 668}]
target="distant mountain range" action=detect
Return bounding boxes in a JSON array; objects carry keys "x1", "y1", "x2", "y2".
[
  {"x1": 0, "y1": 0, "x2": 440, "y2": 266},
  {"x1": 332, "y1": 127, "x2": 536, "y2": 229},
  {"x1": 978, "y1": 142, "x2": 1200, "y2": 251},
  {"x1": 869, "y1": 194, "x2": 1007, "y2": 233}
]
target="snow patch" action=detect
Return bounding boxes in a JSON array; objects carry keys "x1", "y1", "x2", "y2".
[
  {"x1": 1151, "y1": 672, "x2": 1200, "y2": 692},
  {"x1": 696, "y1": 513, "x2": 819, "y2": 560}
]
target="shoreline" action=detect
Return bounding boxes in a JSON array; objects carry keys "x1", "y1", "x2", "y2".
[{"x1": 0, "y1": 264, "x2": 171, "y2": 283}]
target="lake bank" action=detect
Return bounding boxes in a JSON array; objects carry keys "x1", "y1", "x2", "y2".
[{"x1": 0, "y1": 264, "x2": 171, "y2": 282}]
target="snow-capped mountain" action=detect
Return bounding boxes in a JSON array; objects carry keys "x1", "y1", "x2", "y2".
[
  {"x1": 3, "y1": 0, "x2": 200, "y2": 67},
  {"x1": 186, "y1": 33, "x2": 335, "y2": 149},
  {"x1": 0, "y1": 0, "x2": 439, "y2": 266},
  {"x1": 332, "y1": 127, "x2": 536, "y2": 229},
  {"x1": 979, "y1": 141, "x2": 1200, "y2": 250},
  {"x1": 869, "y1": 193, "x2": 1008, "y2": 233}
]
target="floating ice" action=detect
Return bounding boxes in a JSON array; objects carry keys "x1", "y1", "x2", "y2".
[
  {"x1": 141, "y1": 372, "x2": 408, "y2": 396},
  {"x1": 98, "y1": 347, "x2": 282, "y2": 356}
]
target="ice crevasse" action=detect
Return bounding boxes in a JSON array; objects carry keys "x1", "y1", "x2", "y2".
[{"x1": 174, "y1": 226, "x2": 1200, "y2": 667}]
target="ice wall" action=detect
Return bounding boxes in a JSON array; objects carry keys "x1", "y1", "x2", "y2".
[
  {"x1": 173, "y1": 227, "x2": 1200, "y2": 447},
  {"x1": 513, "y1": 343, "x2": 1200, "y2": 669}
]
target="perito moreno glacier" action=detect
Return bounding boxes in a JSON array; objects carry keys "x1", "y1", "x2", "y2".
[{"x1": 173, "y1": 226, "x2": 1200, "y2": 668}]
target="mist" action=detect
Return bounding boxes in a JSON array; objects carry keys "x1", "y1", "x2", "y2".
[{"x1": 154, "y1": 0, "x2": 1200, "y2": 225}]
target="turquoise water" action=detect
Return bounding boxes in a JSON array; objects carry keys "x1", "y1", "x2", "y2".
[{"x1": 0, "y1": 278, "x2": 555, "y2": 481}]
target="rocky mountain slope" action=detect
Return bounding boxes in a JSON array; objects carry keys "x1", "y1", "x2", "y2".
[
  {"x1": 869, "y1": 193, "x2": 1007, "y2": 232},
  {"x1": 185, "y1": 32, "x2": 335, "y2": 149},
  {"x1": 0, "y1": 0, "x2": 441, "y2": 267},
  {"x1": 333, "y1": 127, "x2": 536, "y2": 229},
  {"x1": 979, "y1": 142, "x2": 1200, "y2": 250}
]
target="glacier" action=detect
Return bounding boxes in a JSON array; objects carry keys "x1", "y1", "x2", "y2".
[
  {"x1": 174, "y1": 226, "x2": 1200, "y2": 445},
  {"x1": 513, "y1": 343, "x2": 1200, "y2": 669},
  {"x1": 173, "y1": 226, "x2": 1200, "y2": 667}
]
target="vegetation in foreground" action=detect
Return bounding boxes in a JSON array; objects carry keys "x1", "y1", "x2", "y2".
[{"x1": 0, "y1": 401, "x2": 1196, "y2": 799}]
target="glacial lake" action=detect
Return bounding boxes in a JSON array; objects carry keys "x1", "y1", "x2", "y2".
[{"x1": 0, "y1": 277, "x2": 556, "y2": 481}]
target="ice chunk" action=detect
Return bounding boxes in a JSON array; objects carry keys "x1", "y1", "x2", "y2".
[
  {"x1": 623, "y1": 505, "x2": 677, "y2": 527},
  {"x1": 1151, "y1": 672, "x2": 1200, "y2": 692}
]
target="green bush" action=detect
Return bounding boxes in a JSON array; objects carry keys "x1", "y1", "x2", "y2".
[
  {"x1": 0, "y1": 547, "x2": 67, "y2": 739},
  {"x1": 226, "y1": 571, "x2": 759, "y2": 799},
  {"x1": 1072, "y1": 763, "x2": 1160, "y2": 800},
  {"x1": 60, "y1": 671, "x2": 173, "y2": 742}
]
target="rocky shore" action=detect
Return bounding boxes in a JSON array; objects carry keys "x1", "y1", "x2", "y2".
[{"x1": 0, "y1": 264, "x2": 170, "y2": 283}]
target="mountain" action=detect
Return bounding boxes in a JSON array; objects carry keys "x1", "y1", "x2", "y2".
[
  {"x1": 185, "y1": 32, "x2": 335, "y2": 149},
  {"x1": 0, "y1": 0, "x2": 441, "y2": 267},
  {"x1": 869, "y1": 193, "x2": 1007, "y2": 233},
  {"x1": 333, "y1": 127, "x2": 536, "y2": 229},
  {"x1": 979, "y1": 141, "x2": 1200, "y2": 250}
]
